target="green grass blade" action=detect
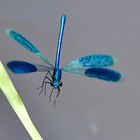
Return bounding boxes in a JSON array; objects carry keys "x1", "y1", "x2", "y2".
[{"x1": 0, "y1": 61, "x2": 43, "y2": 140}]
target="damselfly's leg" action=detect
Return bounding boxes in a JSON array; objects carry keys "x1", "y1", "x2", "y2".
[
  {"x1": 37, "y1": 76, "x2": 46, "y2": 95},
  {"x1": 44, "y1": 81, "x2": 50, "y2": 96},
  {"x1": 37, "y1": 71, "x2": 52, "y2": 95},
  {"x1": 43, "y1": 71, "x2": 54, "y2": 96},
  {"x1": 37, "y1": 71, "x2": 49, "y2": 89},
  {"x1": 48, "y1": 71, "x2": 53, "y2": 77},
  {"x1": 54, "y1": 87, "x2": 60, "y2": 105},
  {"x1": 49, "y1": 88, "x2": 54, "y2": 102}
]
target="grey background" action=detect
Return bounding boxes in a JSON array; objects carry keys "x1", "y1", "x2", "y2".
[{"x1": 0, "y1": 0, "x2": 139, "y2": 140}]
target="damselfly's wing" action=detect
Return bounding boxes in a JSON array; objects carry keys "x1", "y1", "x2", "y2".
[
  {"x1": 7, "y1": 61, "x2": 53, "y2": 74},
  {"x1": 63, "y1": 67, "x2": 122, "y2": 82},
  {"x1": 62, "y1": 54, "x2": 118, "y2": 71},
  {"x1": 62, "y1": 54, "x2": 122, "y2": 82},
  {"x1": 5, "y1": 29, "x2": 54, "y2": 67}
]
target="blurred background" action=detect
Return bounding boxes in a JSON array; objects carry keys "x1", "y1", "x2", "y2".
[{"x1": 0, "y1": 0, "x2": 139, "y2": 139}]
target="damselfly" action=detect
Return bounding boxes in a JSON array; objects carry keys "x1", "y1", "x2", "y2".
[{"x1": 5, "y1": 15, "x2": 122, "y2": 103}]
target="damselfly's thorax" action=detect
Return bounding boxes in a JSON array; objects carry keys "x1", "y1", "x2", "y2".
[
  {"x1": 52, "y1": 69, "x2": 62, "y2": 81},
  {"x1": 51, "y1": 69, "x2": 63, "y2": 89}
]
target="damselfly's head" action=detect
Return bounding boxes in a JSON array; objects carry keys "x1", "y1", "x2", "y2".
[{"x1": 50, "y1": 81, "x2": 63, "y2": 89}]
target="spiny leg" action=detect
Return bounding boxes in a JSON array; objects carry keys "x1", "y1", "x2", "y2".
[
  {"x1": 54, "y1": 87, "x2": 60, "y2": 105},
  {"x1": 46, "y1": 71, "x2": 53, "y2": 82},
  {"x1": 37, "y1": 72, "x2": 49, "y2": 90},
  {"x1": 37, "y1": 76, "x2": 46, "y2": 95},
  {"x1": 49, "y1": 88, "x2": 54, "y2": 102},
  {"x1": 48, "y1": 71, "x2": 53, "y2": 77},
  {"x1": 37, "y1": 71, "x2": 52, "y2": 95},
  {"x1": 43, "y1": 81, "x2": 51, "y2": 96},
  {"x1": 43, "y1": 71, "x2": 53, "y2": 96}
]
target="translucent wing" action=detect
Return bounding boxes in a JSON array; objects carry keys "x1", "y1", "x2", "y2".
[
  {"x1": 7, "y1": 60, "x2": 53, "y2": 74},
  {"x1": 62, "y1": 54, "x2": 118, "y2": 71},
  {"x1": 5, "y1": 29, "x2": 54, "y2": 67},
  {"x1": 62, "y1": 67, "x2": 122, "y2": 82}
]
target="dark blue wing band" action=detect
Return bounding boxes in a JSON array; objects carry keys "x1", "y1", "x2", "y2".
[
  {"x1": 7, "y1": 61, "x2": 37, "y2": 74},
  {"x1": 85, "y1": 68, "x2": 122, "y2": 82}
]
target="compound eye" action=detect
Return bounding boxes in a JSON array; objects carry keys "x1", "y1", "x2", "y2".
[{"x1": 59, "y1": 81, "x2": 63, "y2": 87}]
